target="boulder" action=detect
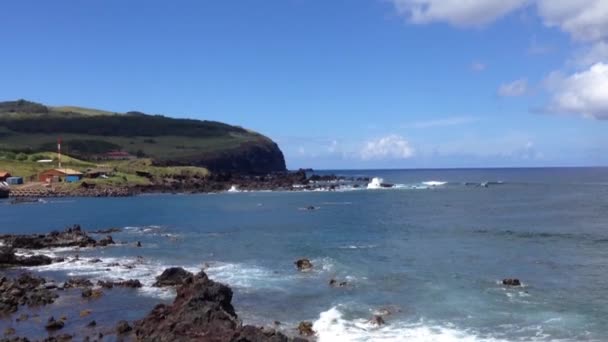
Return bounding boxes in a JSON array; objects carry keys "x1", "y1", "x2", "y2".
[
  {"x1": 153, "y1": 267, "x2": 193, "y2": 287},
  {"x1": 135, "y1": 271, "x2": 297, "y2": 341},
  {"x1": 116, "y1": 320, "x2": 132, "y2": 334},
  {"x1": 0, "y1": 247, "x2": 53, "y2": 267},
  {"x1": 64, "y1": 278, "x2": 93, "y2": 289},
  {"x1": 369, "y1": 315, "x2": 385, "y2": 326},
  {"x1": 0, "y1": 274, "x2": 58, "y2": 314},
  {"x1": 297, "y1": 321, "x2": 315, "y2": 337},
  {"x1": 0, "y1": 225, "x2": 97, "y2": 249},
  {"x1": 502, "y1": 278, "x2": 521, "y2": 286},
  {"x1": 96, "y1": 235, "x2": 115, "y2": 247},
  {"x1": 294, "y1": 259, "x2": 313, "y2": 271},
  {"x1": 45, "y1": 317, "x2": 64, "y2": 331}
]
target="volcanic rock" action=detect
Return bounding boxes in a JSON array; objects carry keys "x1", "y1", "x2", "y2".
[{"x1": 153, "y1": 267, "x2": 193, "y2": 287}]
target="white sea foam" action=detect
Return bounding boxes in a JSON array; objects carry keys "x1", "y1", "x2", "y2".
[
  {"x1": 227, "y1": 185, "x2": 240, "y2": 192},
  {"x1": 313, "y1": 307, "x2": 506, "y2": 342},
  {"x1": 367, "y1": 177, "x2": 385, "y2": 189},
  {"x1": 422, "y1": 181, "x2": 447, "y2": 187}
]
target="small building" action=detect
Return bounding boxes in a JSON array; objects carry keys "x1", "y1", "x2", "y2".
[
  {"x1": 85, "y1": 167, "x2": 114, "y2": 179},
  {"x1": 39, "y1": 168, "x2": 83, "y2": 183},
  {"x1": 6, "y1": 176, "x2": 23, "y2": 185},
  {"x1": 0, "y1": 171, "x2": 11, "y2": 181}
]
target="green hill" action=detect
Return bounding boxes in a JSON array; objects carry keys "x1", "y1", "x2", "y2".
[{"x1": 0, "y1": 99, "x2": 286, "y2": 174}]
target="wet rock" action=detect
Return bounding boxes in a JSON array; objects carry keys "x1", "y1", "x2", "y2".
[
  {"x1": 106, "y1": 262, "x2": 120, "y2": 267},
  {"x1": 90, "y1": 228, "x2": 122, "y2": 234},
  {"x1": 231, "y1": 325, "x2": 294, "y2": 342},
  {"x1": 0, "y1": 247, "x2": 53, "y2": 267},
  {"x1": 0, "y1": 274, "x2": 58, "y2": 314},
  {"x1": 116, "y1": 279, "x2": 142, "y2": 288},
  {"x1": 135, "y1": 270, "x2": 296, "y2": 341},
  {"x1": 4, "y1": 327, "x2": 15, "y2": 336},
  {"x1": 502, "y1": 278, "x2": 521, "y2": 286},
  {"x1": 297, "y1": 321, "x2": 315, "y2": 336},
  {"x1": 136, "y1": 241, "x2": 142, "y2": 247},
  {"x1": 81, "y1": 288, "x2": 103, "y2": 299},
  {"x1": 0, "y1": 225, "x2": 96, "y2": 249},
  {"x1": 329, "y1": 279, "x2": 348, "y2": 288},
  {"x1": 80, "y1": 310, "x2": 91, "y2": 317},
  {"x1": 64, "y1": 278, "x2": 93, "y2": 289},
  {"x1": 45, "y1": 317, "x2": 64, "y2": 331},
  {"x1": 369, "y1": 315, "x2": 385, "y2": 326},
  {"x1": 43, "y1": 334, "x2": 72, "y2": 342},
  {"x1": 294, "y1": 259, "x2": 313, "y2": 271},
  {"x1": 116, "y1": 320, "x2": 132, "y2": 334},
  {"x1": 96, "y1": 235, "x2": 115, "y2": 247},
  {"x1": 88, "y1": 258, "x2": 102, "y2": 264},
  {"x1": 152, "y1": 267, "x2": 193, "y2": 287},
  {"x1": 86, "y1": 320, "x2": 96, "y2": 328},
  {"x1": 96, "y1": 280, "x2": 113, "y2": 289}
]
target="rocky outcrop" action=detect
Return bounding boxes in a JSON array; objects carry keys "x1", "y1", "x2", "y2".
[
  {"x1": 502, "y1": 278, "x2": 521, "y2": 286},
  {"x1": 294, "y1": 259, "x2": 313, "y2": 272},
  {"x1": 153, "y1": 267, "x2": 194, "y2": 287},
  {"x1": 0, "y1": 274, "x2": 58, "y2": 314},
  {"x1": 135, "y1": 271, "x2": 301, "y2": 342},
  {"x1": 0, "y1": 247, "x2": 53, "y2": 267},
  {"x1": 0, "y1": 225, "x2": 96, "y2": 249}
]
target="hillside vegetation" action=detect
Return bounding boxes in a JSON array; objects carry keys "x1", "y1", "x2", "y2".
[{"x1": 0, "y1": 100, "x2": 286, "y2": 174}]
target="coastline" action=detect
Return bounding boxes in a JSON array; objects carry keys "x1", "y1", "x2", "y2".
[{"x1": 0, "y1": 226, "x2": 313, "y2": 341}]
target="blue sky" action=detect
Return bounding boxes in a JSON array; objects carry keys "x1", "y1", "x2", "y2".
[{"x1": 1, "y1": 0, "x2": 607, "y2": 169}]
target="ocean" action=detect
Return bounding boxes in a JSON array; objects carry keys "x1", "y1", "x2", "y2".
[{"x1": 1, "y1": 167, "x2": 608, "y2": 341}]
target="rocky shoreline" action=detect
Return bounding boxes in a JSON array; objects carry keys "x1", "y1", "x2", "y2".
[
  {"x1": 7, "y1": 171, "x2": 370, "y2": 199},
  {"x1": 0, "y1": 226, "x2": 311, "y2": 341}
]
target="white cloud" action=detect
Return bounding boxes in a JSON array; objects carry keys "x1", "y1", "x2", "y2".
[
  {"x1": 471, "y1": 61, "x2": 487, "y2": 71},
  {"x1": 360, "y1": 134, "x2": 415, "y2": 160},
  {"x1": 498, "y1": 79, "x2": 528, "y2": 97},
  {"x1": 572, "y1": 41, "x2": 608, "y2": 67},
  {"x1": 544, "y1": 62, "x2": 608, "y2": 119},
  {"x1": 389, "y1": 0, "x2": 529, "y2": 27},
  {"x1": 536, "y1": 0, "x2": 608, "y2": 42}
]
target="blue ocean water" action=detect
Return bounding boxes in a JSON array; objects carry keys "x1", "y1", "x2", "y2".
[{"x1": 1, "y1": 168, "x2": 608, "y2": 341}]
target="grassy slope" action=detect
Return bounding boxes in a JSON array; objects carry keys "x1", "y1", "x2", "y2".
[
  {"x1": 0, "y1": 100, "x2": 275, "y2": 162},
  {"x1": 0, "y1": 152, "x2": 209, "y2": 189}
]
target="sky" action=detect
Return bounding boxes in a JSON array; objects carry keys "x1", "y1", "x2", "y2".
[{"x1": 1, "y1": 0, "x2": 607, "y2": 169}]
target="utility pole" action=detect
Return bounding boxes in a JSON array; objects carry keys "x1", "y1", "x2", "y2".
[{"x1": 58, "y1": 137, "x2": 62, "y2": 169}]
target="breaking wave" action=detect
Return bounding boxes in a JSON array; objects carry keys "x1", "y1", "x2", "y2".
[{"x1": 312, "y1": 307, "x2": 507, "y2": 342}]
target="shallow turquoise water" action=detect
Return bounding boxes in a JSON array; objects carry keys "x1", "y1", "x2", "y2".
[{"x1": 1, "y1": 168, "x2": 608, "y2": 341}]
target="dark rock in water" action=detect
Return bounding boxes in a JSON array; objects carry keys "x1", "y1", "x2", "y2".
[
  {"x1": 4, "y1": 327, "x2": 15, "y2": 336},
  {"x1": 502, "y1": 278, "x2": 522, "y2": 286},
  {"x1": 232, "y1": 325, "x2": 296, "y2": 342},
  {"x1": 43, "y1": 334, "x2": 72, "y2": 342},
  {"x1": 153, "y1": 267, "x2": 193, "y2": 287},
  {"x1": 0, "y1": 225, "x2": 97, "y2": 250},
  {"x1": 370, "y1": 315, "x2": 385, "y2": 326},
  {"x1": 86, "y1": 320, "x2": 96, "y2": 328},
  {"x1": 64, "y1": 278, "x2": 93, "y2": 289},
  {"x1": 297, "y1": 321, "x2": 315, "y2": 336},
  {"x1": 96, "y1": 235, "x2": 115, "y2": 247},
  {"x1": 136, "y1": 241, "x2": 142, "y2": 247},
  {"x1": 116, "y1": 279, "x2": 142, "y2": 288},
  {"x1": 45, "y1": 317, "x2": 64, "y2": 331},
  {"x1": 90, "y1": 227, "x2": 122, "y2": 234},
  {"x1": 0, "y1": 274, "x2": 58, "y2": 314},
  {"x1": 98, "y1": 279, "x2": 142, "y2": 289},
  {"x1": 81, "y1": 288, "x2": 102, "y2": 299},
  {"x1": 88, "y1": 258, "x2": 102, "y2": 264},
  {"x1": 116, "y1": 320, "x2": 132, "y2": 334},
  {"x1": 0, "y1": 247, "x2": 53, "y2": 267},
  {"x1": 135, "y1": 271, "x2": 296, "y2": 341},
  {"x1": 295, "y1": 259, "x2": 313, "y2": 271}
]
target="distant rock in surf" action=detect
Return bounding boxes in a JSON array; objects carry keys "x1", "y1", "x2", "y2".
[
  {"x1": 153, "y1": 267, "x2": 194, "y2": 287},
  {"x1": 295, "y1": 259, "x2": 313, "y2": 271},
  {"x1": 502, "y1": 278, "x2": 522, "y2": 286}
]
